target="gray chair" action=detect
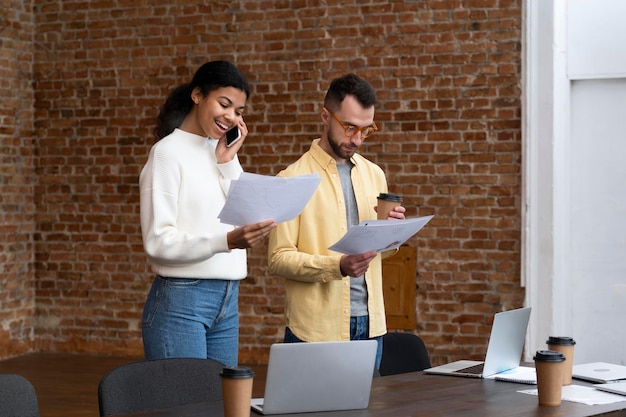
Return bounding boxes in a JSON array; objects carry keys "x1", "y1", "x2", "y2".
[
  {"x1": 97, "y1": 357, "x2": 224, "y2": 416},
  {"x1": 379, "y1": 332, "x2": 431, "y2": 376},
  {"x1": 0, "y1": 374, "x2": 40, "y2": 417}
]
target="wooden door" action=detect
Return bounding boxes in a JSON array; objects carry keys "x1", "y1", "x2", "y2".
[{"x1": 382, "y1": 245, "x2": 417, "y2": 330}]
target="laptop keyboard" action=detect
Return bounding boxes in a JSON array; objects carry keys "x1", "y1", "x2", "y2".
[{"x1": 453, "y1": 363, "x2": 484, "y2": 375}]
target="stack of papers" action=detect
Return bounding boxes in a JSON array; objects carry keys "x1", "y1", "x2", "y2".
[
  {"x1": 218, "y1": 173, "x2": 321, "y2": 226},
  {"x1": 328, "y1": 215, "x2": 433, "y2": 255},
  {"x1": 518, "y1": 385, "x2": 626, "y2": 406},
  {"x1": 218, "y1": 172, "x2": 434, "y2": 254}
]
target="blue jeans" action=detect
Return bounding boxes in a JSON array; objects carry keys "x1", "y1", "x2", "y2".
[
  {"x1": 284, "y1": 316, "x2": 383, "y2": 370},
  {"x1": 142, "y1": 276, "x2": 239, "y2": 367}
]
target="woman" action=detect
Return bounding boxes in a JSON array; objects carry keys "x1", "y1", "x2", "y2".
[{"x1": 139, "y1": 61, "x2": 275, "y2": 366}]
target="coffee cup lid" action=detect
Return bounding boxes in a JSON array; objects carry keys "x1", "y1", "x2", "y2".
[
  {"x1": 533, "y1": 350, "x2": 566, "y2": 362},
  {"x1": 377, "y1": 193, "x2": 402, "y2": 202},
  {"x1": 546, "y1": 336, "x2": 576, "y2": 346},
  {"x1": 220, "y1": 366, "x2": 255, "y2": 378}
]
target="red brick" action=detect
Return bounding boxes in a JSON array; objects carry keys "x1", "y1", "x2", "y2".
[{"x1": 1, "y1": 0, "x2": 524, "y2": 366}]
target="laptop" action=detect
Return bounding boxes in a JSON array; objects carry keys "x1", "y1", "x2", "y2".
[
  {"x1": 572, "y1": 362, "x2": 626, "y2": 384},
  {"x1": 424, "y1": 307, "x2": 531, "y2": 378},
  {"x1": 251, "y1": 340, "x2": 377, "y2": 415},
  {"x1": 595, "y1": 381, "x2": 626, "y2": 396}
]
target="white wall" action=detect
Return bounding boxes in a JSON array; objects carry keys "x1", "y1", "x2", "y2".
[
  {"x1": 524, "y1": 0, "x2": 626, "y2": 364},
  {"x1": 569, "y1": 79, "x2": 626, "y2": 364},
  {"x1": 568, "y1": 1, "x2": 626, "y2": 79}
]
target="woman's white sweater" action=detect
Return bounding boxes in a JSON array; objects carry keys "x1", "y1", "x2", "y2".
[{"x1": 139, "y1": 129, "x2": 247, "y2": 279}]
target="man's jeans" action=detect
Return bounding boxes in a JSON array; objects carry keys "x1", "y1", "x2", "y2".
[
  {"x1": 284, "y1": 316, "x2": 383, "y2": 370},
  {"x1": 142, "y1": 276, "x2": 240, "y2": 367}
]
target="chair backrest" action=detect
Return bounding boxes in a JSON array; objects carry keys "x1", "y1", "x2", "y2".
[
  {"x1": 0, "y1": 374, "x2": 41, "y2": 417},
  {"x1": 97, "y1": 357, "x2": 224, "y2": 416},
  {"x1": 378, "y1": 332, "x2": 431, "y2": 376}
]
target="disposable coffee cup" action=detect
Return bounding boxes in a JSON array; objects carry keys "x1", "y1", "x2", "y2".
[
  {"x1": 546, "y1": 336, "x2": 576, "y2": 385},
  {"x1": 534, "y1": 350, "x2": 565, "y2": 406},
  {"x1": 377, "y1": 193, "x2": 403, "y2": 220},
  {"x1": 220, "y1": 366, "x2": 255, "y2": 417}
]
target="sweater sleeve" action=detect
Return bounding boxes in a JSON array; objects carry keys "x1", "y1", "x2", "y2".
[
  {"x1": 217, "y1": 154, "x2": 244, "y2": 195},
  {"x1": 139, "y1": 140, "x2": 236, "y2": 267}
]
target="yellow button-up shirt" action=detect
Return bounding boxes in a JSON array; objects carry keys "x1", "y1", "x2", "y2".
[{"x1": 268, "y1": 139, "x2": 389, "y2": 342}]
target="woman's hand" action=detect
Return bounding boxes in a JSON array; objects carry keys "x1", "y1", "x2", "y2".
[
  {"x1": 215, "y1": 118, "x2": 248, "y2": 164},
  {"x1": 227, "y1": 219, "x2": 276, "y2": 250}
]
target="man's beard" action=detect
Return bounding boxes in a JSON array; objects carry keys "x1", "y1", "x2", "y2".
[{"x1": 328, "y1": 133, "x2": 356, "y2": 160}]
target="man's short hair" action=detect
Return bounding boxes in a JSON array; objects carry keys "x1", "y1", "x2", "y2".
[{"x1": 324, "y1": 73, "x2": 378, "y2": 111}]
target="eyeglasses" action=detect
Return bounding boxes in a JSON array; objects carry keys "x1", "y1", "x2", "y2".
[{"x1": 326, "y1": 108, "x2": 378, "y2": 139}]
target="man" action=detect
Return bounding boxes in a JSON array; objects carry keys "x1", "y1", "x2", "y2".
[{"x1": 267, "y1": 73, "x2": 405, "y2": 369}]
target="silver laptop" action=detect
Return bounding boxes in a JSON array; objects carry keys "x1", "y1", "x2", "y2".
[
  {"x1": 595, "y1": 381, "x2": 626, "y2": 396},
  {"x1": 572, "y1": 362, "x2": 626, "y2": 384},
  {"x1": 424, "y1": 307, "x2": 531, "y2": 378},
  {"x1": 251, "y1": 340, "x2": 377, "y2": 415}
]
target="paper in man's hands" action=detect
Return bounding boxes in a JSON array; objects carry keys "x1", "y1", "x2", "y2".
[
  {"x1": 328, "y1": 215, "x2": 433, "y2": 255},
  {"x1": 218, "y1": 172, "x2": 321, "y2": 226}
]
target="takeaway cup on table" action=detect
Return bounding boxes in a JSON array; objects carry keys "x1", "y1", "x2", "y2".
[
  {"x1": 546, "y1": 336, "x2": 576, "y2": 385},
  {"x1": 534, "y1": 350, "x2": 566, "y2": 406},
  {"x1": 220, "y1": 366, "x2": 255, "y2": 417}
]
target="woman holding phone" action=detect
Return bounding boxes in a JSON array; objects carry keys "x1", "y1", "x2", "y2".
[{"x1": 139, "y1": 61, "x2": 275, "y2": 367}]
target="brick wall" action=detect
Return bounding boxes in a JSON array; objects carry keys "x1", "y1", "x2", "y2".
[
  {"x1": 2, "y1": 0, "x2": 524, "y2": 365},
  {"x1": 0, "y1": 0, "x2": 37, "y2": 358}
]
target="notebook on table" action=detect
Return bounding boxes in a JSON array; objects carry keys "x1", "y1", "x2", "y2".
[
  {"x1": 572, "y1": 362, "x2": 626, "y2": 384},
  {"x1": 493, "y1": 366, "x2": 537, "y2": 384},
  {"x1": 423, "y1": 307, "x2": 532, "y2": 378},
  {"x1": 251, "y1": 340, "x2": 377, "y2": 415}
]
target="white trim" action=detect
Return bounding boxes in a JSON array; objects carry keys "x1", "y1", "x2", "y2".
[
  {"x1": 551, "y1": 0, "x2": 574, "y2": 340},
  {"x1": 568, "y1": 72, "x2": 626, "y2": 81},
  {"x1": 523, "y1": 0, "x2": 550, "y2": 361},
  {"x1": 522, "y1": 0, "x2": 567, "y2": 361}
]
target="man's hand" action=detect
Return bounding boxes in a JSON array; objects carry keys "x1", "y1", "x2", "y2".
[
  {"x1": 340, "y1": 250, "x2": 377, "y2": 277},
  {"x1": 375, "y1": 205, "x2": 406, "y2": 220}
]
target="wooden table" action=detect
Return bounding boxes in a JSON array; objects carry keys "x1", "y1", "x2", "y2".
[{"x1": 118, "y1": 371, "x2": 626, "y2": 417}]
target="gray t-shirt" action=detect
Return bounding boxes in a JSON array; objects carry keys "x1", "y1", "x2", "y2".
[{"x1": 337, "y1": 162, "x2": 368, "y2": 317}]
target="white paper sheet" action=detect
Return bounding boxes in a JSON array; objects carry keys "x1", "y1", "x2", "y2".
[
  {"x1": 518, "y1": 384, "x2": 626, "y2": 405},
  {"x1": 218, "y1": 172, "x2": 321, "y2": 226},
  {"x1": 328, "y1": 215, "x2": 433, "y2": 255}
]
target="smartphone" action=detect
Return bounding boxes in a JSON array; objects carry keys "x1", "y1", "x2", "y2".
[{"x1": 226, "y1": 126, "x2": 241, "y2": 147}]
